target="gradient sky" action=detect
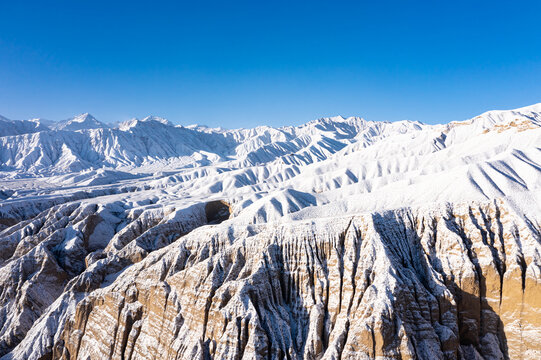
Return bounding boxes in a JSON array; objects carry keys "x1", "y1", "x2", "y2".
[{"x1": 1, "y1": 0, "x2": 540, "y2": 127}]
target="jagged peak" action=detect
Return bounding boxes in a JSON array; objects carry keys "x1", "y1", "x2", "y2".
[
  {"x1": 70, "y1": 112, "x2": 97, "y2": 123},
  {"x1": 50, "y1": 113, "x2": 108, "y2": 131},
  {"x1": 305, "y1": 115, "x2": 366, "y2": 126},
  {"x1": 118, "y1": 116, "x2": 172, "y2": 131},
  {"x1": 140, "y1": 115, "x2": 172, "y2": 125}
]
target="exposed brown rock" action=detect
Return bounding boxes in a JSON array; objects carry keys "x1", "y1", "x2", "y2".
[{"x1": 11, "y1": 199, "x2": 535, "y2": 360}]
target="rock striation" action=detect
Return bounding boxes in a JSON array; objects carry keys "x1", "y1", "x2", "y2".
[
  {"x1": 0, "y1": 104, "x2": 540, "y2": 359},
  {"x1": 0, "y1": 199, "x2": 539, "y2": 360}
]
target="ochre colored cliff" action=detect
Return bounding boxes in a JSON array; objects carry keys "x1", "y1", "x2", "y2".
[{"x1": 6, "y1": 199, "x2": 533, "y2": 360}]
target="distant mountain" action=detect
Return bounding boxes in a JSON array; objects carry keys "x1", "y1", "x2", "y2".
[
  {"x1": 49, "y1": 113, "x2": 109, "y2": 131},
  {"x1": 0, "y1": 115, "x2": 49, "y2": 137},
  {"x1": 0, "y1": 112, "x2": 425, "y2": 174},
  {"x1": 0, "y1": 105, "x2": 540, "y2": 177}
]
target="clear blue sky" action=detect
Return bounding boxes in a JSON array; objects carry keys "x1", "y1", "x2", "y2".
[{"x1": 1, "y1": 1, "x2": 540, "y2": 127}]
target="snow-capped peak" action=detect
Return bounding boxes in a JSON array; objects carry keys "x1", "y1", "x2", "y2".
[
  {"x1": 0, "y1": 103, "x2": 540, "y2": 179},
  {"x1": 51, "y1": 113, "x2": 108, "y2": 131},
  {"x1": 71, "y1": 113, "x2": 94, "y2": 123},
  {"x1": 118, "y1": 116, "x2": 172, "y2": 131},
  {"x1": 141, "y1": 115, "x2": 171, "y2": 125}
]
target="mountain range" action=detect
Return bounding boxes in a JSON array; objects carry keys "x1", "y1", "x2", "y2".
[{"x1": 0, "y1": 104, "x2": 540, "y2": 359}]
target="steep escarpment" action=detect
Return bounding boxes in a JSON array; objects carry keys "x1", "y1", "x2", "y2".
[
  {"x1": 0, "y1": 105, "x2": 540, "y2": 360},
  {"x1": 5, "y1": 199, "x2": 536, "y2": 360},
  {"x1": 0, "y1": 200, "x2": 208, "y2": 358}
]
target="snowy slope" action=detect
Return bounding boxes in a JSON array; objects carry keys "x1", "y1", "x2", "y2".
[
  {"x1": 0, "y1": 116, "x2": 49, "y2": 137},
  {"x1": 0, "y1": 103, "x2": 540, "y2": 220},
  {"x1": 0, "y1": 114, "x2": 422, "y2": 174},
  {"x1": 0, "y1": 104, "x2": 541, "y2": 359},
  {"x1": 50, "y1": 113, "x2": 109, "y2": 131}
]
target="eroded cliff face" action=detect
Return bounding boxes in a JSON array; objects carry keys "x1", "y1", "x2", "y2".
[
  {"x1": 0, "y1": 200, "x2": 207, "y2": 358},
  {"x1": 3, "y1": 199, "x2": 536, "y2": 360}
]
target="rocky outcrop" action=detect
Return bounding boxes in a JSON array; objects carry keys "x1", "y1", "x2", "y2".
[
  {"x1": 3, "y1": 199, "x2": 537, "y2": 360},
  {"x1": 1, "y1": 105, "x2": 540, "y2": 359},
  {"x1": 0, "y1": 201, "x2": 207, "y2": 358}
]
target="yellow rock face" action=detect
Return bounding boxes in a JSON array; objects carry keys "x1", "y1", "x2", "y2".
[{"x1": 38, "y1": 200, "x2": 540, "y2": 360}]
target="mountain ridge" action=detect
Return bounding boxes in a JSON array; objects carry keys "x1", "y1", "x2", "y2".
[
  {"x1": 0, "y1": 104, "x2": 539, "y2": 176},
  {"x1": 0, "y1": 104, "x2": 540, "y2": 359}
]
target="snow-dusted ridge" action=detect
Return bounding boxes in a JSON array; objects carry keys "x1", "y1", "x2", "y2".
[
  {"x1": 0, "y1": 104, "x2": 540, "y2": 359},
  {"x1": 0, "y1": 103, "x2": 540, "y2": 221},
  {"x1": 49, "y1": 113, "x2": 109, "y2": 132}
]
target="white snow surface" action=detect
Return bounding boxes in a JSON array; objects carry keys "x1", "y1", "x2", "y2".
[
  {"x1": 0, "y1": 104, "x2": 541, "y2": 360},
  {"x1": 0, "y1": 104, "x2": 540, "y2": 223}
]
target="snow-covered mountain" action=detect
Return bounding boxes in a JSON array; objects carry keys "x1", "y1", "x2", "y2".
[
  {"x1": 0, "y1": 113, "x2": 420, "y2": 174},
  {"x1": 49, "y1": 113, "x2": 109, "y2": 131},
  {"x1": 2, "y1": 105, "x2": 539, "y2": 176},
  {"x1": 0, "y1": 115, "x2": 50, "y2": 137},
  {"x1": 0, "y1": 104, "x2": 540, "y2": 360}
]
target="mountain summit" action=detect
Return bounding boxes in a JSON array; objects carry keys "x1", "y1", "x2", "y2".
[
  {"x1": 50, "y1": 113, "x2": 109, "y2": 131},
  {"x1": 0, "y1": 104, "x2": 540, "y2": 359}
]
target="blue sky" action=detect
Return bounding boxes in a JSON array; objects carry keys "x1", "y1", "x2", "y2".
[{"x1": 1, "y1": 0, "x2": 540, "y2": 127}]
